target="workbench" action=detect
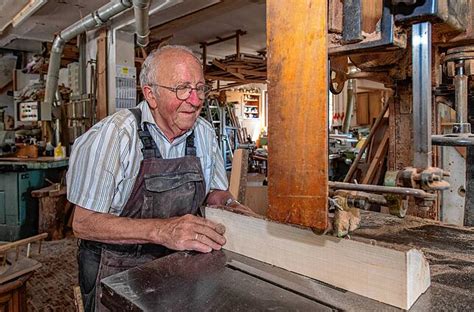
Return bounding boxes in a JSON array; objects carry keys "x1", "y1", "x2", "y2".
[
  {"x1": 0, "y1": 157, "x2": 68, "y2": 171},
  {"x1": 101, "y1": 211, "x2": 473, "y2": 311},
  {"x1": 0, "y1": 157, "x2": 68, "y2": 241}
]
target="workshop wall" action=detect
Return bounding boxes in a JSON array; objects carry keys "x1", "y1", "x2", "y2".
[{"x1": 0, "y1": 53, "x2": 18, "y2": 119}]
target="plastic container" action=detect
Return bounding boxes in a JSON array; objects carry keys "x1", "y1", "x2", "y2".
[{"x1": 54, "y1": 143, "x2": 66, "y2": 160}]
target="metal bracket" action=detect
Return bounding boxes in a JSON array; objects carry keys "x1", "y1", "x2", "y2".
[
  {"x1": 393, "y1": 0, "x2": 468, "y2": 32},
  {"x1": 329, "y1": 0, "x2": 406, "y2": 56}
]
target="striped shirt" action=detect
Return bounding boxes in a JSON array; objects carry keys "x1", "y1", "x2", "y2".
[{"x1": 66, "y1": 101, "x2": 228, "y2": 215}]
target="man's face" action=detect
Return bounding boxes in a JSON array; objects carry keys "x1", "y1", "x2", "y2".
[{"x1": 148, "y1": 51, "x2": 205, "y2": 140}]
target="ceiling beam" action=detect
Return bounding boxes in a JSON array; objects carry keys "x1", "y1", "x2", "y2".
[{"x1": 200, "y1": 29, "x2": 246, "y2": 47}]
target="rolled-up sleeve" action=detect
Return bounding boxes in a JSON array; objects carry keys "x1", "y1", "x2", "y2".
[{"x1": 67, "y1": 122, "x2": 124, "y2": 213}]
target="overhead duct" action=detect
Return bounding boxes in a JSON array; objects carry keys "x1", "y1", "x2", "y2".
[
  {"x1": 133, "y1": 0, "x2": 151, "y2": 47},
  {"x1": 43, "y1": 0, "x2": 151, "y2": 120}
]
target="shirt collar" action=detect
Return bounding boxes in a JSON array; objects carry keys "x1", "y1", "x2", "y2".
[{"x1": 137, "y1": 100, "x2": 197, "y2": 144}]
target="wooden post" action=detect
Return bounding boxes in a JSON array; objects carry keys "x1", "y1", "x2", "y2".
[
  {"x1": 96, "y1": 28, "x2": 108, "y2": 121},
  {"x1": 267, "y1": 0, "x2": 328, "y2": 230}
]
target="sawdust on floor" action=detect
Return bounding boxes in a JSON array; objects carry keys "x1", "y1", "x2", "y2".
[{"x1": 26, "y1": 235, "x2": 78, "y2": 311}]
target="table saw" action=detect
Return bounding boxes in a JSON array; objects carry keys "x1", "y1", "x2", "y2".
[
  {"x1": 101, "y1": 211, "x2": 473, "y2": 311},
  {"x1": 90, "y1": 1, "x2": 474, "y2": 309}
]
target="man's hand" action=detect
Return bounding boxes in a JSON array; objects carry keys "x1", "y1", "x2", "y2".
[
  {"x1": 223, "y1": 201, "x2": 259, "y2": 217},
  {"x1": 206, "y1": 190, "x2": 259, "y2": 217},
  {"x1": 156, "y1": 214, "x2": 226, "y2": 253}
]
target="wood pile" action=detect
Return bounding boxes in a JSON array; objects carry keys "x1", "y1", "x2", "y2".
[{"x1": 205, "y1": 53, "x2": 266, "y2": 84}]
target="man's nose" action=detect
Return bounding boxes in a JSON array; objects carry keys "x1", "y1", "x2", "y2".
[{"x1": 186, "y1": 89, "x2": 202, "y2": 106}]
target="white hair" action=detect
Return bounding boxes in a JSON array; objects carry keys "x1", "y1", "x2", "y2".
[{"x1": 139, "y1": 45, "x2": 202, "y2": 90}]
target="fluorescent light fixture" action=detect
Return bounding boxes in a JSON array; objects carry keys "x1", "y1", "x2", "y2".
[{"x1": 12, "y1": 0, "x2": 48, "y2": 28}]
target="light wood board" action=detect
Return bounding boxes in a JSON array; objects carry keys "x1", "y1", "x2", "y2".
[
  {"x1": 229, "y1": 149, "x2": 249, "y2": 202},
  {"x1": 206, "y1": 207, "x2": 430, "y2": 310}
]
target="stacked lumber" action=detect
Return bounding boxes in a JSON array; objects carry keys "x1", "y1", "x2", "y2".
[{"x1": 205, "y1": 53, "x2": 266, "y2": 83}]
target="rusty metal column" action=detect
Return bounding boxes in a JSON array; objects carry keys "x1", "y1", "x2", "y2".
[{"x1": 267, "y1": 0, "x2": 328, "y2": 230}]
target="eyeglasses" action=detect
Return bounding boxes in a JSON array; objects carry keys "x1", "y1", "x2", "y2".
[{"x1": 150, "y1": 83, "x2": 211, "y2": 100}]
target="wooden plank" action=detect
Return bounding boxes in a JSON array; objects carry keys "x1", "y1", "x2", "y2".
[
  {"x1": 31, "y1": 183, "x2": 64, "y2": 197},
  {"x1": 267, "y1": 0, "x2": 328, "y2": 230},
  {"x1": 206, "y1": 207, "x2": 431, "y2": 310},
  {"x1": 96, "y1": 28, "x2": 108, "y2": 121},
  {"x1": 244, "y1": 184, "x2": 268, "y2": 216},
  {"x1": 74, "y1": 286, "x2": 85, "y2": 312},
  {"x1": 361, "y1": 0, "x2": 383, "y2": 34},
  {"x1": 344, "y1": 100, "x2": 390, "y2": 182},
  {"x1": 369, "y1": 91, "x2": 382, "y2": 125},
  {"x1": 229, "y1": 149, "x2": 249, "y2": 203},
  {"x1": 211, "y1": 60, "x2": 246, "y2": 80},
  {"x1": 329, "y1": 0, "x2": 343, "y2": 33},
  {"x1": 362, "y1": 129, "x2": 389, "y2": 184},
  {"x1": 204, "y1": 75, "x2": 266, "y2": 83},
  {"x1": 356, "y1": 93, "x2": 370, "y2": 125},
  {"x1": 0, "y1": 254, "x2": 41, "y2": 284},
  {"x1": 0, "y1": 233, "x2": 48, "y2": 254}
]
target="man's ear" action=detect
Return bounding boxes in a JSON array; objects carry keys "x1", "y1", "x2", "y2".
[{"x1": 142, "y1": 85, "x2": 158, "y2": 108}]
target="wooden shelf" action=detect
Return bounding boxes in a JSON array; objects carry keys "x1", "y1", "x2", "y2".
[{"x1": 226, "y1": 90, "x2": 262, "y2": 119}]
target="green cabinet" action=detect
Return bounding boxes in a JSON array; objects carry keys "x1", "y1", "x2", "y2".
[{"x1": 0, "y1": 170, "x2": 45, "y2": 241}]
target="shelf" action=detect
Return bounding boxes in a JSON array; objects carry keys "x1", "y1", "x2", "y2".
[{"x1": 225, "y1": 90, "x2": 261, "y2": 119}]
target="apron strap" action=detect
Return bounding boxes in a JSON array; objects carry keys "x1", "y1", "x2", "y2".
[
  {"x1": 130, "y1": 107, "x2": 196, "y2": 158},
  {"x1": 185, "y1": 131, "x2": 196, "y2": 156},
  {"x1": 129, "y1": 107, "x2": 162, "y2": 159}
]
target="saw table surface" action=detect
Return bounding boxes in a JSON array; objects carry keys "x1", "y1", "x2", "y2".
[
  {"x1": 101, "y1": 251, "x2": 334, "y2": 311},
  {"x1": 101, "y1": 211, "x2": 473, "y2": 311}
]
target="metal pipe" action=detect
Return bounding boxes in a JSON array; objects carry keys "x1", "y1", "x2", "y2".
[
  {"x1": 329, "y1": 190, "x2": 388, "y2": 205},
  {"x1": 329, "y1": 181, "x2": 436, "y2": 199},
  {"x1": 133, "y1": 0, "x2": 151, "y2": 47},
  {"x1": 78, "y1": 33, "x2": 87, "y2": 97},
  {"x1": 342, "y1": 77, "x2": 355, "y2": 133},
  {"x1": 432, "y1": 134, "x2": 474, "y2": 146},
  {"x1": 44, "y1": 0, "x2": 133, "y2": 118},
  {"x1": 454, "y1": 61, "x2": 469, "y2": 132},
  {"x1": 411, "y1": 22, "x2": 432, "y2": 168}
]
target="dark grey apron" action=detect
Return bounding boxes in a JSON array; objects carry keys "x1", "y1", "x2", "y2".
[{"x1": 78, "y1": 107, "x2": 206, "y2": 311}]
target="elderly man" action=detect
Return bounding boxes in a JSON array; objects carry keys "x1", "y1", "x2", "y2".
[{"x1": 67, "y1": 45, "x2": 250, "y2": 311}]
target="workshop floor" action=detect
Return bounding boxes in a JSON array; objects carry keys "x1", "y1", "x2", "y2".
[{"x1": 26, "y1": 235, "x2": 78, "y2": 311}]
